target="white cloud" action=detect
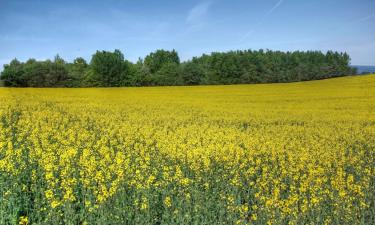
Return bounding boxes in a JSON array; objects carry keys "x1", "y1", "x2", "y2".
[
  {"x1": 266, "y1": 0, "x2": 284, "y2": 17},
  {"x1": 353, "y1": 13, "x2": 375, "y2": 23},
  {"x1": 186, "y1": 1, "x2": 213, "y2": 24}
]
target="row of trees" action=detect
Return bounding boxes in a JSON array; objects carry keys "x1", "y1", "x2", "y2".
[{"x1": 0, "y1": 49, "x2": 356, "y2": 87}]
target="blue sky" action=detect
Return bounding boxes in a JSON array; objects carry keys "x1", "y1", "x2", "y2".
[{"x1": 0, "y1": 0, "x2": 374, "y2": 69}]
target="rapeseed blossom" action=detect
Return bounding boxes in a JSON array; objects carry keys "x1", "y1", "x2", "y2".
[{"x1": 0, "y1": 75, "x2": 374, "y2": 224}]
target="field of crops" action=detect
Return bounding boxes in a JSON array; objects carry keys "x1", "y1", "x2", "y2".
[{"x1": 0, "y1": 75, "x2": 374, "y2": 224}]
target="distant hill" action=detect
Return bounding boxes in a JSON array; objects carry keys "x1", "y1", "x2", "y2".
[{"x1": 352, "y1": 65, "x2": 375, "y2": 74}]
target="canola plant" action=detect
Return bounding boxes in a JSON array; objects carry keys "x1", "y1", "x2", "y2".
[{"x1": 0, "y1": 75, "x2": 374, "y2": 224}]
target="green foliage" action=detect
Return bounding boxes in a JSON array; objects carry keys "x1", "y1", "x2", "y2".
[
  {"x1": 89, "y1": 50, "x2": 128, "y2": 87},
  {"x1": 126, "y1": 60, "x2": 150, "y2": 86},
  {"x1": 180, "y1": 62, "x2": 204, "y2": 85},
  {"x1": 151, "y1": 63, "x2": 182, "y2": 86},
  {"x1": 1, "y1": 59, "x2": 25, "y2": 87},
  {"x1": 189, "y1": 50, "x2": 357, "y2": 84},
  {"x1": 67, "y1": 57, "x2": 88, "y2": 87},
  {"x1": 0, "y1": 49, "x2": 357, "y2": 87},
  {"x1": 1, "y1": 56, "x2": 70, "y2": 87},
  {"x1": 44, "y1": 55, "x2": 70, "y2": 87},
  {"x1": 144, "y1": 49, "x2": 180, "y2": 74}
]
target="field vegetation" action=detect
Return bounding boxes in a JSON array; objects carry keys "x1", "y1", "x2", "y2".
[{"x1": 0, "y1": 75, "x2": 374, "y2": 224}]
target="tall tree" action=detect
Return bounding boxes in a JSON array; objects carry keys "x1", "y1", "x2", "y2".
[
  {"x1": 144, "y1": 49, "x2": 180, "y2": 74},
  {"x1": 1, "y1": 58, "x2": 24, "y2": 87},
  {"x1": 44, "y1": 55, "x2": 69, "y2": 87},
  {"x1": 180, "y1": 62, "x2": 204, "y2": 85},
  {"x1": 152, "y1": 62, "x2": 182, "y2": 86},
  {"x1": 1, "y1": 49, "x2": 356, "y2": 87},
  {"x1": 90, "y1": 49, "x2": 127, "y2": 87},
  {"x1": 68, "y1": 57, "x2": 88, "y2": 87}
]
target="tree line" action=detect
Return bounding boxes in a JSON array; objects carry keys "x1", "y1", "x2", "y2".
[{"x1": 0, "y1": 49, "x2": 357, "y2": 87}]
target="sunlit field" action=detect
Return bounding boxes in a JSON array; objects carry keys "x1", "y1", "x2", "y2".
[{"x1": 0, "y1": 75, "x2": 374, "y2": 224}]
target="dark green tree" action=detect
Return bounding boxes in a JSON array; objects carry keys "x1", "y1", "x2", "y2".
[
  {"x1": 0, "y1": 49, "x2": 357, "y2": 87},
  {"x1": 66, "y1": 57, "x2": 88, "y2": 87},
  {"x1": 144, "y1": 49, "x2": 180, "y2": 74},
  {"x1": 1, "y1": 58, "x2": 24, "y2": 87},
  {"x1": 22, "y1": 59, "x2": 48, "y2": 87},
  {"x1": 44, "y1": 55, "x2": 69, "y2": 87},
  {"x1": 180, "y1": 62, "x2": 204, "y2": 85},
  {"x1": 90, "y1": 49, "x2": 127, "y2": 87},
  {"x1": 152, "y1": 62, "x2": 182, "y2": 86}
]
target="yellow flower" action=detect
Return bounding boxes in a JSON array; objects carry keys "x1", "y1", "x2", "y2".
[
  {"x1": 19, "y1": 216, "x2": 28, "y2": 225},
  {"x1": 0, "y1": 75, "x2": 373, "y2": 223},
  {"x1": 51, "y1": 200, "x2": 60, "y2": 209},
  {"x1": 164, "y1": 196, "x2": 172, "y2": 208},
  {"x1": 45, "y1": 190, "x2": 53, "y2": 199},
  {"x1": 141, "y1": 197, "x2": 148, "y2": 210}
]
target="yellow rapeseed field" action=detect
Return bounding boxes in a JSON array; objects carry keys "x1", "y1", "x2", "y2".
[{"x1": 0, "y1": 75, "x2": 374, "y2": 224}]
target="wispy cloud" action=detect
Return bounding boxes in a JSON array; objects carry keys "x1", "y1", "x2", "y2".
[
  {"x1": 178, "y1": 1, "x2": 214, "y2": 36},
  {"x1": 352, "y1": 13, "x2": 375, "y2": 23},
  {"x1": 0, "y1": 35, "x2": 50, "y2": 42},
  {"x1": 149, "y1": 21, "x2": 171, "y2": 38},
  {"x1": 186, "y1": 1, "x2": 213, "y2": 24},
  {"x1": 240, "y1": 0, "x2": 284, "y2": 42},
  {"x1": 332, "y1": 13, "x2": 375, "y2": 34},
  {"x1": 267, "y1": 0, "x2": 284, "y2": 15}
]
